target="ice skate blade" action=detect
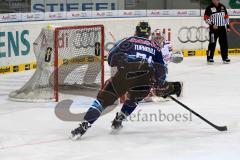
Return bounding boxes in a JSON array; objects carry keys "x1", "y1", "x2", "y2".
[
  {"x1": 207, "y1": 62, "x2": 214, "y2": 65},
  {"x1": 69, "y1": 134, "x2": 82, "y2": 141},
  {"x1": 223, "y1": 61, "x2": 230, "y2": 64},
  {"x1": 110, "y1": 126, "x2": 123, "y2": 135}
]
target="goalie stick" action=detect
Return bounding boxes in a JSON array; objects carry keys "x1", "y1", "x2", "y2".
[{"x1": 169, "y1": 96, "x2": 228, "y2": 131}]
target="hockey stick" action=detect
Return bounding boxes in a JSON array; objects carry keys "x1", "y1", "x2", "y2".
[{"x1": 168, "y1": 95, "x2": 228, "y2": 131}]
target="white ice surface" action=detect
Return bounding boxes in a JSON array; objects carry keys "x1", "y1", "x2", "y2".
[{"x1": 0, "y1": 57, "x2": 240, "y2": 160}]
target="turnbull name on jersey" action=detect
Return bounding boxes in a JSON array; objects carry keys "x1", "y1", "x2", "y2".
[{"x1": 134, "y1": 44, "x2": 156, "y2": 55}]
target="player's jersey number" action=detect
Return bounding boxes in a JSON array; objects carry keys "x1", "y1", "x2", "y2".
[{"x1": 136, "y1": 52, "x2": 153, "y2": 64}]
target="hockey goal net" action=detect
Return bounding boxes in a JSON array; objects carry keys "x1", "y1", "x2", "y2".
[{"x1": 9, "y1": 25, "x2": 105, "y2": 102}]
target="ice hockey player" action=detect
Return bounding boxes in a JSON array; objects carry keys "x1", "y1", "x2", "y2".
[
  {"x1": 143, "y1": 29, "x2": 183, "y2": 102},
  {"x1": 71, "y1": 22, "x2": 182, "y2": 140}
]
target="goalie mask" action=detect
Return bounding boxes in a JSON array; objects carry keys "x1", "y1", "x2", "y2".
[
  {"x1": 135, "y1": 22, "x2": 151, "y2": 39},
  {"x1": 151, "y1": 29, "x2": 165, "y2": 46}
]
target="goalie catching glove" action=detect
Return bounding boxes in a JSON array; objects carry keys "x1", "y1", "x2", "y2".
[{"x1": 171, "y1": 51, "x2": 183, "y2": 64}]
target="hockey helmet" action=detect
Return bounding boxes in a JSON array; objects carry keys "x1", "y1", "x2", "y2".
[
  {"x1": 151, "y1": 29, "x2": 165, "y2": 45},
  {"x1": 135, "y1": 21, "x2": 151, "y2": 39}
]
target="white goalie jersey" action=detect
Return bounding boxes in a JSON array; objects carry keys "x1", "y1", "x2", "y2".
[
  {"x1": 161, "y1": 40, "x2": 183, "y2": 65},
  {"x1": 161, "y1": 40, "x2": 173, "y2": 66}
]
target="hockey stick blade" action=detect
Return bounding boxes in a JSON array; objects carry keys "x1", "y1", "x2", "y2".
[
  {"x1": 169, "y1": 96, "x2": 228, "y2": 132},
  {"x1": 214, "y1": 125, "x2": 227, "y2": 131}
]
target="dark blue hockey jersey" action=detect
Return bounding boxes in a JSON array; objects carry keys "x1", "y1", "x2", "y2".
[{"x1": 108, "y1": 36, "x2": 167, "y2": 81}]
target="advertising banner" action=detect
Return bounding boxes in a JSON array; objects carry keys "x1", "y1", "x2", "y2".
[
  {"x1": 147, "y1": 10, "x2": 200, "y2": 17},
  {"x1": 44, "y1": 12, "x2": 67, "y2": 20},
  {"x1": 31, "y1": 0, "x2": 124, "y2": 12},
  {"x1": 228, "y1": 9, "x2": 240, "y2": 15},
  {"x1": 0, "y1": 9, "x2": 239, "y2": 23},
  {"x1": 66, "y1": 11, "x2": 92, "y2": 19},
  {"x1": 21, "y1": 12, "x2": 45, "y2": 21},
  {"x1": 91, "y1": 10, "x2": 118, "y2": 18},
  {"x1": 0, "y1": 13, "x2": 22, "y2": 22},
  {"x1": 118, "y1": 10, "x2": 147, "y2": 17},
  {"x1": 0, "y1": 17, "x2": 205, "y2": 66},
  {"x1": 1, "y1": 16, "x2": 240, "y2": 72}
]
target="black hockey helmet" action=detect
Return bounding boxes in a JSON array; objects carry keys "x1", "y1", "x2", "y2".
[{"x1": 135, "y1": 21, "x2": 151, "y2": 39}]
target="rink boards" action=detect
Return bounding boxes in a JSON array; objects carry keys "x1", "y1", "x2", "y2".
[{"x1": 0, "y1": 16, "x2": 240, "y2": 74}]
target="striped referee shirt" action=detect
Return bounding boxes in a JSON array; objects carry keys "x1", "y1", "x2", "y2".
[{"x1": 204, "y1": 3, "x2": 230, "y2": 28}]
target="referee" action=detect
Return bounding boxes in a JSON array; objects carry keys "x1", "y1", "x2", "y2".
[{"x1": 204, "y1": 0, "x2": 231, "y2": 64}]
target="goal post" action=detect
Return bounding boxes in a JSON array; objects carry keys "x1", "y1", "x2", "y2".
[{"x1": 9, "y1": 24, "x2": 105, "y2": 102}]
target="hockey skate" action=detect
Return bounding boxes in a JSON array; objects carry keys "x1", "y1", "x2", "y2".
[
  {"x1": 207, "y1": 59, "x2": 214, "y2": 65},
  {"x1": 111, "y1": 112, "x2": 127, "y2": 133},
  {"x1": 70, "y1": 121, "x2": 91, "y2": 140},
  {"x1": 223, "y1": 58, "x2": 231, "y2": 64}
]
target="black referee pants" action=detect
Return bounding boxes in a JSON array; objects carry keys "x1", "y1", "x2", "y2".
[{"x1": 207, "y1": 26, "x2": 229, "y2": 60}]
